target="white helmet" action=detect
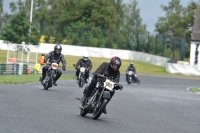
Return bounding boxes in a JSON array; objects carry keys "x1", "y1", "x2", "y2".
[{"x1": 83, "y1": 54, "x2": 88, "y2": 61}]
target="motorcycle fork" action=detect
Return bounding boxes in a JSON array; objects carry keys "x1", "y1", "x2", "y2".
[
  {"x1": 96, "y1": 87, "x2": 105, "y2": 108},
  {"x1": 85, "y1": 90, "x2": 98, "y2": 109}
]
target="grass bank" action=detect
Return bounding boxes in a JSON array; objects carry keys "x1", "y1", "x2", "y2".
[{"x1": 0, "y1": 74, "x2": 75, "y2": 84}]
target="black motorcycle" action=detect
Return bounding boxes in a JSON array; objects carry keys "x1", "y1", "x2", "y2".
[
  {"x1": 126, "y1": 71, "x2": 140, "y2": 85},
  {"x1": 73, "y1": 64, "x2": 88, "y2": 88},
  {"x1": 79, "y1": 73, "x2": 123, "y2": 120},
  {"x1": 40, "y1": 62, "x2": 59, "y2": 90}
]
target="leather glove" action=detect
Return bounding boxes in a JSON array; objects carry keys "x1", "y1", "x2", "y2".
[
  {"x1": 115, "y1": 84, "x2": 123, "y2": 90},
  {"x1": 62, "y1": 65, "x2": 66, "y2": 71}
]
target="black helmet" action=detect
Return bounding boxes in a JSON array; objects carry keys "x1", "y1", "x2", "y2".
[
  {"x1": 110, "y1": 56, "x2": 121, "y2": 71},
  {"x1": 54, "y1": 44, "x2": 62, "y2": 55}
]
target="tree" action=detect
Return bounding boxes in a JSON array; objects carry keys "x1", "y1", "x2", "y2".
[
  {"x1": 155, "y1": 0, "x2": 196, "y2": 38},
  {"x1": 0, "y1": 0, "x2": 3, "y2": 31},
  {"x1": 1, "y1": 10, "x2": 39, "y2": 45},
  {"x1": 155, "y1": 0, "x2": 197, "y2": 58},
  {"x1": 123, "y1": 0, "x2": 147, "y2": 51}
]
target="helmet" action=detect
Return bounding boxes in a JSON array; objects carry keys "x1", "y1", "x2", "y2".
[
  {"x1": 130, "y1": 62, "x2": 133, "y2": 66},
  {"x1": 82, "y1": 54, "x2": 88, "y2": 61},
  {"x1": 54, "y1": 44, "x2": 62, "y2": 55},
  {"x1": 110, "y1": 56, "x2": 121, "y2": 71}
]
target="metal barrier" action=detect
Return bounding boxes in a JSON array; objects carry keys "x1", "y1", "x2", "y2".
[{"x1": 0, "y1": 63, "x2": 28, "y2": 75}]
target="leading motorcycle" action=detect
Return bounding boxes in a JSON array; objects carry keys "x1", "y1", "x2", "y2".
[
  {"x1": 40, "y1": 62, "x2": 59, "y2": 90},
  {"x1": 78, "y1": 73, "x2": 123, "y2": 120}
]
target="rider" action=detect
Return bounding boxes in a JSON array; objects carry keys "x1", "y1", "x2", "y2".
[
  {"x1": 75, "y1": 54, "x2": 92, "y2": 83},
  {"x1": 126, "y1": 62, "x2": 137, "y2": 82},
  {"x1": 79, "y1": 56, "x2": 122, "y2": 114},
  {"x1": 39, "y1": 44, "x2": 66, "y2": 86}
]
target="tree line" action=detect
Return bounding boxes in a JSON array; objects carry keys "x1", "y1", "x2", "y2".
[{"x1": 0, "y1": 0, "x2": 197, "y2": 58}]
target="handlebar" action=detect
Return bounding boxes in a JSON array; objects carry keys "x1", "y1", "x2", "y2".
[{"x1": 93, "y1": 73, "x2": 123, "y2": 90}]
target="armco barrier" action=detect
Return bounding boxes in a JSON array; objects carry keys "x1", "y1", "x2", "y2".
[
  {"x1": 0, "y1": 41, "x2": 169, "y2": 67},
  {"x1": 0, "y1": 63, "x2": 28, "y2": 75}
]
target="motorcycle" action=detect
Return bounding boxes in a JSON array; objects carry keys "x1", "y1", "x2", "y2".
[
  {"x1": 40, "y1": 62, "x2": 59, "y2": 90},
  {"x1": 78, "y1": 73, "x2": 123, "y2": 120},
  {"x1": 127, "y1": 71, "x2": 140, "y2": 85},
  {"x1": 73, "y1": 64, "x2": 88, "y2": 88}
]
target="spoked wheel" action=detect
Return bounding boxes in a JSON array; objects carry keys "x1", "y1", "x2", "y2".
[
  {"x1": 135, "y1": 78, "x2": 140, "y2": 84},
  {"x1": 44, "y1": 78, "x2": 53, "y2": 90},
  {"x1": 79, "y1": 77, "x2": 83, "y2": 88},
  {"x1": 80, "y1": 104, "x2": 88, "y2": 117},
  {"x1": 44, "y1": 85, "x2": 48, "y2": 90},
  {"x1": 92, "y1": 99, "x2": 108, "y2": 120}
]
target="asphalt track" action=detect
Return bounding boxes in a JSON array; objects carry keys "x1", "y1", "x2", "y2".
[{"x1": 0, "y1": 73, "x2": 200, "y2": 133}]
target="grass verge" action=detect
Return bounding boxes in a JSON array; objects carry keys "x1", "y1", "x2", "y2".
[
  {"x1": 0, "y1": 50, "x2": 200, "y2": 78},
  {"x1": 190, "y1": 88, "x2": 200, "y2": 93},
  {"x1": 0, "y1": 74, "x2": 75, "y2": 84}
]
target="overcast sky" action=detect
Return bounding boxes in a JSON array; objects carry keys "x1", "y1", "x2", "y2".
[{"x1": 3, "y1": 0, "x2": 199, "y2": 33}]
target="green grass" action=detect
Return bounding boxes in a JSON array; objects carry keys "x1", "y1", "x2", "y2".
[
  {"x1": 0, "y1": 74, "x2": 75, "y2": 84},
  {"x1": 190, "y1": 88, "x2": 200, "y2": 93},
  {"x1": 0, "y1": 50, "x2": 199, "y2": 78}
]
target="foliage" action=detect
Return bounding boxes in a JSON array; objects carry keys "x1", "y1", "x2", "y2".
[
  {"x1": 155, "y1": 0, "x2": 196, "y2": 58},
  {"x1": 0, "y1": 0, "x2": 3, "y2": 30},
  {"x1": 1, "y1": 0, "x2": 197, "y2": 59},
  {"x1": 1, "y1": 9, "x2": 39, "y2": 45}
]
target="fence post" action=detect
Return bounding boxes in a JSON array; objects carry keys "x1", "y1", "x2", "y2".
[
  {"x1": 128, "y1": 36, "x2": 134, "y2": 50},
  {"x1": 13, "y1": 63, "x2": 17, "y2": 75},
  {"x1": 80, "y1": 28, "x2": 83, "y2": 46},
  {"x1": 107, "y1": 29, "x2": 111, "y2": 48},
  {"x1": 147, "y1": 32, "x2": 150, "y2": 53},
  {"x1": 136, "y1": 32, "x2": 140, "y2": 51},
  {"x1": 180, "y1": 38, "x2": 185, "y2": 61},
  {"x1": 173, "y1": 36, "x2": 176, "y2": 59},
  {"x1": 155, "y1": 34, "x2": 158, "y2": 55},
  {"x1": 162, "y1": 35, "x2": 165, "y2": 56},
  {"x1": 7, "y1": 44, "x2": 9, "y2": 63}
]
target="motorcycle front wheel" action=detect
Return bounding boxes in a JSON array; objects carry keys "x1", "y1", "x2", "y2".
[
  {"x1": 80, "y1": 108, "x2": 88, "y2": 116},
  {"x1": 44, "y1": 77, "x2": 53, "y2": 90},
  {"x1": 92, "y1": 99, "x2": 108, "y2": 120},
  {"x1": 136, "y1": 78, "x2": 140, "y2": 84}
]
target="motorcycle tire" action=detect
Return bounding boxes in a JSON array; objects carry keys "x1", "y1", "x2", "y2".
[
  {"x1": 127, "y1": 79, "x2": 131, "y2": 85},
  {"x1": 44, "y1": 77, "x2": 53, "y2": 90},
  {"x1": 92, "y1": 99, "x2": 108, "y2": 120},
  {"x1": 136, "y1": 78, "x2": 140, "y2": 84},
  {"x1": 80, "y1": 107, "x2": 88, "y2": 117},
  {"x1": 79, "y1": 77, "x2": 83, "y2": 88}
]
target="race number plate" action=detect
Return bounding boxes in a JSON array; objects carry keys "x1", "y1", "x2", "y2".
[
  {"x1": 104, "y1": 79, "x2": 114, "y2": 91},
  {"x1": 128, "y1": 71, "x2": 133, "y2": 75},
  {"x1": 80, "y1": 67, "x2": 85, "y2": 72}
]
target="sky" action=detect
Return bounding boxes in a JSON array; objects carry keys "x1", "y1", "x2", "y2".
[{"x1": 3, "y1": 0, "x2": 199, "y2": 33}]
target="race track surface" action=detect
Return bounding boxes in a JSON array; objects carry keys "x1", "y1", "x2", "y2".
[{"x1": 0, "y1": 74, "x2": 199, "y2": 133}]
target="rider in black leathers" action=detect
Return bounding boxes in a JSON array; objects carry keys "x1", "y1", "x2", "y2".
[
  {"x1": 126, "y1": 62, "x2": 137, "y2": 82},
  {"x1": 75, "y1": 55, "x2": 92, "y2": 83},
  {"x1": 79, "y1": 56, "x2": 122, "y2": 114},
  {"x1": 39, "y1": 44, "x2": 66, "y2": 86}
]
